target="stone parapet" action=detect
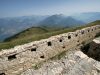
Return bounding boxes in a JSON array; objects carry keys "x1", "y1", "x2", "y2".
[{"x1": 0, "y1": 25, "x2": 100, "y2": 75}]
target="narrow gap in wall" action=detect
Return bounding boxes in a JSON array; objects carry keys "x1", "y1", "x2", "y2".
[
  {"x1": 0, "y1": 73, "x2": 5, "y2": 75},
  {"x1": 31, "y1": 48, "x2": 36, "y2": 51},
  {"x1": 8, "y1": 54, "x2": 16, "y2": 61},
  {"x1": 77, "y1": 40, "x2": 79, "y2": 42},
  {"x1": 75, "y1": 34, "x2": 78, "y2": 37},
  {"x1": 62, "y1": 46, "x2": 65, "y2": 49},
  {"x1": 47, "y1": 42, "x2": 52, "y2": 46},
  {"x1": 59, "y1": 39, "x2": 62, "y2": 42},
  {"x1": 81, "y1": 31, "x2": 84, "y2": 34},
  {"x1": 88, "y1": 30, "x2": 90, "y2": 32},
  {"x1": 68, "y1": 35, "x2": 71, "y2": 39},
  {"x1": 40, "y1": 55, "x2": 44, "y2": 59}
]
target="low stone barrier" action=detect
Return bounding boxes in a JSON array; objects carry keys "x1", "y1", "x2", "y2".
[{"x1": 0, "y1": 25, "x2": 100, "y2": 75}]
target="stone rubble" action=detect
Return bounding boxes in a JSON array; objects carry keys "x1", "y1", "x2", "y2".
[{"x1": 21, "y1": 47, "x2": 100, "y2": 75}]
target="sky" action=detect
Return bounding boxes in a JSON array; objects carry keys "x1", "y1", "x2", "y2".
[{"x1": 0, "y1": 0, "x2": 100, "y2": 18}]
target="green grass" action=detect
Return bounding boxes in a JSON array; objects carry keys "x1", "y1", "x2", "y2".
[
  {"x1": 4, "y1": 27, "x2": 49, "y2": 41},
  {"x1": 32, "y1": 62, "x2": 43, "y2": 70},
  {"x1": 50, "y1": 51, "x2": 67, "y2": 60},
  {"x1": 0, "y1": 20, "x2": 100, "y2": 50},
  {"x1": 4, "y1": 26, "x2": 65, "y2": 42}
]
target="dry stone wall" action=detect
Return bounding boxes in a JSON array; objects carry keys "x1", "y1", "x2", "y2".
[{"x1": 0, "y1": 25, "x2": 100, "y2": 75}]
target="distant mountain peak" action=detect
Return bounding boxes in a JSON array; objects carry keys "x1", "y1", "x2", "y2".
[
  {"x1": 0, "y1": 12, "x2": 100, "y2": 41},
  {"x1": 38, "y1": 15, "x2": 85, "y2": 28}
]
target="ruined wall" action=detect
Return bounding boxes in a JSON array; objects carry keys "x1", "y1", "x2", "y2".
[
  {"x1": 0, "y1": 25, "x2": 100, "y2": 75},
  {"x1": 87, "y1": 37, "x2": 100, "y2": 61}
]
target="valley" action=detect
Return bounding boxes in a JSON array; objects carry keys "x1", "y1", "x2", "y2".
[{"x1": 0, "y1": 12, "x2": 100, "y2": 42}]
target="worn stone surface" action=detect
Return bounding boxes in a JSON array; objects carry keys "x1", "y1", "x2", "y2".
[
  {"x1": 0, "y1": 25, "x2": 100, "y2": 75},
  {"x1": 21, "y1": 47, "x2": 100, "y2": 75},
  {"x1": 93, "y1": 37, "x2": 100, "y2": 44}
]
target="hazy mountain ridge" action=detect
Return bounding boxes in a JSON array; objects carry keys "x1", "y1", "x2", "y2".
[
  {"x1": 72, "y1": 12, "x2": 100, "y2": 23},
  {"x1": 0, "y1": 12, "x2": 100, "y2": 41},
  {"x1": 0, "y1": 15, "x2": 47, "y2": 41},
  {"x1": 38, "y1": 14, "x2": 85, "y2": 28}
]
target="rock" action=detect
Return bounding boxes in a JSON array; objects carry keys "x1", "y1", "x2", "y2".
[{"x1": 21, "y1": 48, "x2": 100, "y2": 75}]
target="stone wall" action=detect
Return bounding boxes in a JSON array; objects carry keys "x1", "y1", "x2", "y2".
[{"x1": 0, "y1": 25, "x2": 100, "y2": 75}]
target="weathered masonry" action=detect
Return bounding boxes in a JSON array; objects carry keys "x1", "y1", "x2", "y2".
[{"x1": 0, "y1": 25, "x2": 100, "y2": 75}]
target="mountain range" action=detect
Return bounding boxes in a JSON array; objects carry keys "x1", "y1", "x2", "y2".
[
  {"x1": 0, "y1": 12, "x2": 100, "y2": 41},
  {"x1": 38, "y1": 14, "x2": 85, "y2": 28},
  {"x1": 72, "y1": 12, "x2": 100, "y2": 23}
]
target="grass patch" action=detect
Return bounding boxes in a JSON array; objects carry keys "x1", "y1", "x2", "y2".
[
  {"x1": 32, "y1": 63, "x2": 42, "y2": 70},
  {"x1": 50, "y1": 51, "x2": 66, "y2": 60}
]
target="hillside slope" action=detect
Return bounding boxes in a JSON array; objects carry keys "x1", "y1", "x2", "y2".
[
  {"x1": 4, "y1": 27, "x2": 49, "y2": 42},
  {"x1": 0, "y1": 20, "x2": 100, "y2": 50},
  {"x1": 4, "y1": 26, "x2": 66, "y2": 42}
]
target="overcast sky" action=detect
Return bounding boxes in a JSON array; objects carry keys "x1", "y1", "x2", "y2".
[{"x1": 0, "y1": 0, "x2": 100, "y2": 18}]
